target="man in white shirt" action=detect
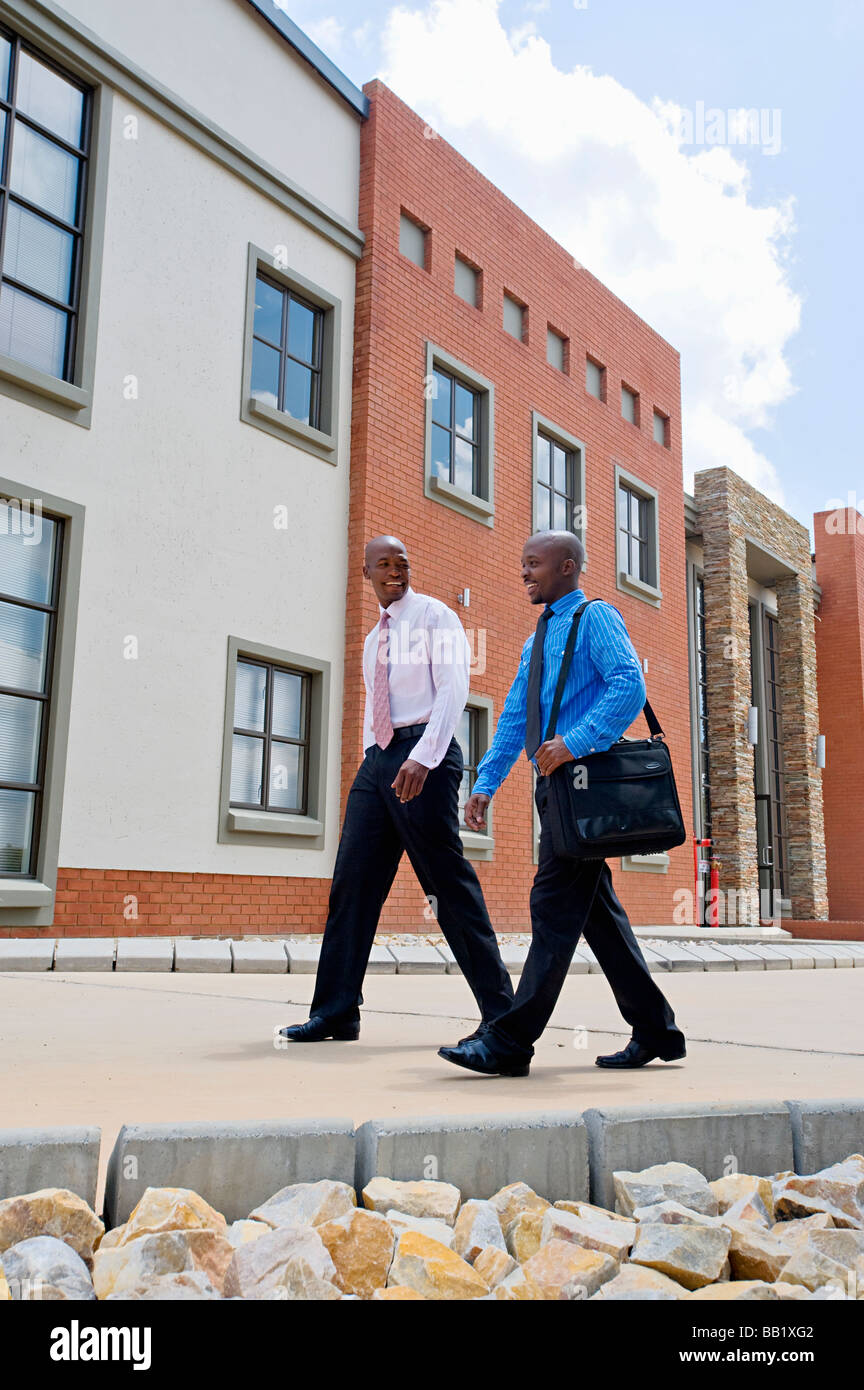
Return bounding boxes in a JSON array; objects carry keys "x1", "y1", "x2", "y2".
[{"x1": 280, "y1": 535, "x2": 514, "y2": 1042}]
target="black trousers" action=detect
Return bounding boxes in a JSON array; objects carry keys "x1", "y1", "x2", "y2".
[
  {"x1": 489, "y1": 779, "x2": 685, "y2": 1059},
  {"x1": 310, "y1": 734, "x2": 514, "y2": 1027}
]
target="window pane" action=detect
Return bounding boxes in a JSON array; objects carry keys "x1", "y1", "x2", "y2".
[
  {"x1": 17, "y1": 51, "x2": 84, "y2": 146},
  {"x1": 537, "y1": 435, "x2": 551, "y2": 485},
  {"x1": 253, "y1": 277, "x2": 283, "y2": 347},
  {"x1": 621, "y1": 387, "x2": 637, "y2": 423},
  {"x1": 272, "y1": 668, "x2": 303, "y2": 739},
  {"x1": 454, "y1": 383, "x2": 475, "y2": 440},
  {"x1": 287, "y1": 297, "x2": 317, "y2": 364},
  {"x1": 635, "y1": 537, "x2": 648, "y2": 582},
  {"x1": 0, "y1": 510, "x2": 57, "y2": 603},
  {"x1": 553, "y1": 444, "x2": 569, "y2": 494},
  {"x1": 0, "y1": 599, "x2": 49, "y2": 691},
  {"x1": 230, "y1": 734, "x2": 263, "y2": 805},
  {"x1": 453, "y1": 436, "x2": 474, "y2": 494},
  {"x1": 454, "y1": 256, "x2": 478, "y2": 306},
  {"x1": 0, "y1": 282, "x2": 68, "y2": 377},
  {"x1": 535, "y1": 480, "x2": 549, "y2": 530},
  {"x1": 282, "y1": 358, "x2": 313, "y2": 423},
  {"x1": 617, "y1": 485, "x2": 629, "y2": 530},
  {"x1": 10, "y1": 120, "x2": 81, "y2": 222},
  {"x1": 234, "y1": 661, "x2": 265, "y2": 732},
  {"x1": 502, "y1": 293, "x2": 524, "y2": 339},
  {"x1": 399, "y1": 213, "x2": 426, "y2": 268},
  {"x1": 3, "y1": 201, "x2": 75, "y2": 303},
  {"x1": 250, "y1": 338, "x2": 280, "y2": 408},
  {"x1": 653, "y1": 410, "x2": 666, "y2": 445},
  {"x1": 431, "y1": 423, "x2": 451, "y2": 481},
  {"x1": 0, "y1": 788, "x2": 35, "y2": 873},
  {"x1": 547, "y1": 329, "x2": 565, "y2": 371},
  {"x1": 0, "y1": 692, "x2": 41, "y2": 782},
  {"x1": 0, "y1": 34, "x2": 10, "y2": 100},
  {"x1": 431, "y1": 370, "x2": 451, "y2": 426},
  {"x1": 552, "y1": 492, "x2": 568, "y2": 531},
  {"x1": 0, "y1": 110, "x2": 7, "y2": 164},
  {"x1": 617, "y1": 528, "x2": 629, "y2": 576},
  {"x1": 268, "y1": 741, "x2": 302, "y2": 810},
  {"x1": 586, "y1": 359, "x2": 602, "y2": 398}
]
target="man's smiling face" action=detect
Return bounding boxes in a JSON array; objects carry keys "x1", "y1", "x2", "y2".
[{"x1": 363, "y1": 537, "x2": 411, "y2": 608}]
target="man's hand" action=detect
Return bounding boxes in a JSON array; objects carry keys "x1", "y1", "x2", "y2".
[
  {"x1": 391, "y1": 758, "x2": 429, "y2": 803},
  {"x1": 464, "y1": 792, "x2": 490, "y2": 831},
  {"x1": 534, "y1": 735, "x2": 576, "y2": 777}
]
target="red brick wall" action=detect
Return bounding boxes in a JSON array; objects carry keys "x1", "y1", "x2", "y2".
[
  {"x1": 813, "y1": 510, "x2": 864, "y2": 919},
  {"x1": 345, "y1": 81, "x2": 695, "y2": 931}
]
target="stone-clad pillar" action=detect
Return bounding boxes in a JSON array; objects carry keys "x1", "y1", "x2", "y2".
[
  {"x1": 697, "y1": 487, "x2": 760, "y2": 921},
  {"x1": 774, "y1": 574, "x2": 829, "y2": 918}
]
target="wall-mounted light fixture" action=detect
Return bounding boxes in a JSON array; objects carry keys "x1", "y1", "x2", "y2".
[
  {"x1": 815, "y1": 734, "x2": 826, "y2": 768},
  {"x1": 747, "y1": 706, "x2": 759, "y2": 745},
  {"x1": 457, "y1": 588, "x2": 471, "y2": 608}
]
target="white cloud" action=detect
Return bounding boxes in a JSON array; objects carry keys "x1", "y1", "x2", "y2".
[{"x1": 379, "y1": 0, "x2": 801, "y2": 502}]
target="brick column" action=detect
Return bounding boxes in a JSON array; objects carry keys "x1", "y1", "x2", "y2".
[
  {"x1": 775, "y1": 575, "x2": 829, "y2": 918},
  {"x1": 699, "y1": 514, "x2": 760, "y2": 920}
]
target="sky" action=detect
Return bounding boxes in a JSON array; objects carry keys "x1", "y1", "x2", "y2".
[{"x1": 279, "y1": 0, "x2": 862, "y2": 537}]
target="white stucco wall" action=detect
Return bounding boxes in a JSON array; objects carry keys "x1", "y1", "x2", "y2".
[
  {"x1": 1, "y1": 52, "x2": 359, "y2": 873},
  {"x1": 56, "y1": 0, "x2": 362, "y2": 223}
]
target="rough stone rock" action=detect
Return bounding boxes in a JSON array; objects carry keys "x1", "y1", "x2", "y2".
[
  {"x1": 688, "y1": 1280, "x2": 781, "y2": 1301},
  {"x1": 492, "y1": 1267, "x2": 547, "y2": 1300},
  {"x1": 452, "y1": 1200, "x2": 505, "y2": 1263},
  {"x1": 488, "y1": 1182, "x2": 550, "y2": 1231},
  {"x1": 520, "y1": 1240, "x2": 616, "y2": 1300},
  {"x1": 777, "y1": 1245, "x2": 853, "y2": 1293},
  {"x1": 614, "y1": 1163, "x2": 718, "y2": 1219},
  {"x1": 370, "y1": 1286, "x2": 425, "y2": 1300},
  {"x1": 771, "y1": 1213, "x2": 835, "y2": 1244},
  {"x1": 0, "y1": 1268, "x2": 8, "y2": 1299},
  {"x1": 473, "y1": 1245, "x2": 517, "y2": 1288},
  {"x1": 362, "y1": 1179, "x2": 460, "y2": 1227},
  {"x1": 631, "y1": 1221, "x2": 731, "y2": 1290},
  {"x1": 96, "y1": 1227, "x2": 125, "y2": 1250},
  {"x1": 3, "y1": 1235, "x2": 95, "y2": 1300},
  {"x1": 225, "y1": 1220, "x2": 270, "y2": 1247},
  {"x1": 223, "y1": 1224, "x2": 341, "y2": 1300},
  {"x1": 722, "y1": 1193, "x2": 772, "y2": 1227},
  {"x1": 93, "y1": 1229, "x2": 234, "y2": 1298},
  {"x1": 710, "y1": 1174, "x2": 775, "y2": 1220},
  {"x1": 506, "y1": 1210, "x2": 545, "y2": 1263},
  {"x1": 774, "y1": 1157, "x2": 864, "y2": 1229},
  {"x1": 387, "y1": 1231, "x2": 488, "y2": 1300},
  {"x1": 118, "y1": 1188, "x2": 227, "y2": 1245},
  {"x1": 590, "y1": 1265, "x2": 684, "y2": 1300},
  {"x1": 0, "y1": 1189, "x2": 104, "y2": 1267},
  {"x1": 768, "y1": 1282, "x2": 812, "y2": 1300},
  {"x1": 633, "y1": 1200, "x2": 723, "y2": 1227},
  {"x1": 384, "y1": 1210, "x2": 454, "y2": 1247},
  {"x1": 723, "y1": 1222, "x2": 795, "y2": 1282},
  {"x1": 807, "y1": 1229, "x2": 864, "y2": 1269},
  {"x1": 554, "y1": 1200, "x2": 631, "y2": 1224},
  {"x1": 249, "y1": 1181, "x2": 356, "y2": 1230},
  {"x1": 316, "y1": 1209, "x2": 395, "y2": 1299},
  {"x1": 105, "y1": 1271, "x2": 222, "y2": 1300},
  {"x1": 541, "y1": 1206, "x2": 634, "y2": 1261}
]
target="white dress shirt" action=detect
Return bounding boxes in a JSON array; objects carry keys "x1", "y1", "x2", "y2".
[{"x1": 362, "y1": 586, "x2": 471, "y2": 769}]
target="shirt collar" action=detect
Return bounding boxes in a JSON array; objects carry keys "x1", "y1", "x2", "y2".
[
  {"x1": 545, "y1": 587, "x2": 586, "y2": 619},
  {"x1": 379, "y1": 584, "x2": 417, "y2": 621}
]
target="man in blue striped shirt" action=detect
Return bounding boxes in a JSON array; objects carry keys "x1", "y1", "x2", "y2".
[{"x1": 439, "y1": 531, "x2": 685, "y2": 1079}]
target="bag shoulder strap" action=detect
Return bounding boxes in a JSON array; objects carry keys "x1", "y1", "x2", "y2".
[{"x1": 544, "y1": 598, "x2": 663, "y2": 741}]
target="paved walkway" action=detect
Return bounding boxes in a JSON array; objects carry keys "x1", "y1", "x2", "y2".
[{"x1": 2, "y1": 966, "x2": 863, "y2": 1203}]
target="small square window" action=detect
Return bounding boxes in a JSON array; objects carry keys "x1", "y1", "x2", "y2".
[
  {"x1": 502, "y1": 292, "x2": 526, "y2": 341},
  {"x1": 547, "y1": 328, "x2": 567, "y2": 372},
  {"x1": 586, "y1": 357, "x2": 605, "y2": 400},
  {"x1": 653, "y1": 409, "x2": 670, "y2": 447},
  {"x1": 454, "y1": 255, "x2": 480, "y2": 307},
  {"x1": 621, "y1": 384, "x2": 640, "y2": 426},
  {"x1": 399, "y1": 212, "x2": 427, "y2": 269}
]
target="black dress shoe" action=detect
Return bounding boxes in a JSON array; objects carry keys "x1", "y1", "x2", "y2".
[
  {"x1": 279, "y1": 1016, "x2": 360, "y2": 1042},
  {"x1": 438, "y1": 1036, "x2": 531, "y2": 1077},
  {"x1": 595, "y1": 1037, "x2": 686, "y2": 1068},
  {"x1": 456, "y1": 1021, "x2": 492, "y2": 1046}
]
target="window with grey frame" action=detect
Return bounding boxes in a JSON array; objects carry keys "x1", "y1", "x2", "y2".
[
  {"x1": 0, "y1": 28, "x2": 91, "y2": 382},
  {"x1": 0, "y1": 500, "x2": 63, "y2": 875},
  {"x1": 617, "y1": 481, "x2": 655, "y2": 586},
  {"x1": 535, "y1": 431, "x2": 576, "y2": 532},
  {"x1": 431, "y1": 365, "x2": 482, "y2": 496},
  {"x1": 250, "y1": 272, "x2": 324, "y2": 429},
  {"x1": 455, "y1": 704, "x2": 480, "y2": 827},
  {"x1": 230, "y1": 657, "x2": 312, "y2": 816}
]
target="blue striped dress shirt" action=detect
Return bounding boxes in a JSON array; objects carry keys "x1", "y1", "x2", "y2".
[{"x1": 472, "y1": 588, "x2": 646, "y2": 799}]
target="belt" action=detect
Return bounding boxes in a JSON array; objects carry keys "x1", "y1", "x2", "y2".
[{"x1": 391, "y1": 723, "x2": 428, "y2": 742}]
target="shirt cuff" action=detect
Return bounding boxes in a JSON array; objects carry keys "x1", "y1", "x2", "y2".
[{"x1": 562, "y1": 724, "x2": 596, "y2": 761}]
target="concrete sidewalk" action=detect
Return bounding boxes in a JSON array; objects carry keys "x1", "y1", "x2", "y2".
[{"x1": 1, "y1": 966, "x2": 863, "y2": 1206}]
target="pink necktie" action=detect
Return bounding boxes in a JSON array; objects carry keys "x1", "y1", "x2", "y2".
[{"x1": 373, "y1": 610, "x2": 394, "y2": 750}]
